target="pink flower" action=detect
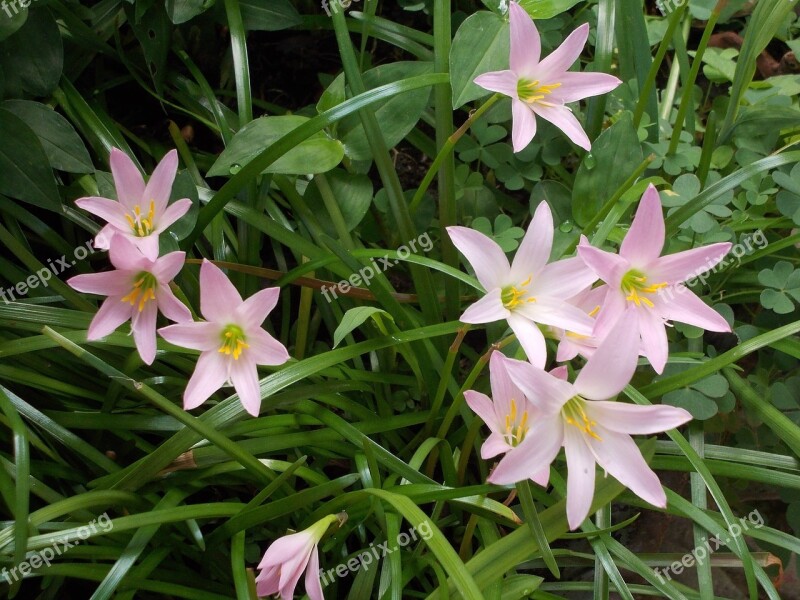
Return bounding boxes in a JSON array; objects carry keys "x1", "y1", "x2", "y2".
[
  {"x1": 76, "y1": 149, "x2": 192, "y2": 260},
  {"x1": 465, "y1": 352, "x2": 550, "y2": 486},
  {"x1": 474, "y1": 2, "x2": 621, "y2": 151},
  {"x1": 67, "y1": 235, "x2": 191, "y2": 365},
  {"x1": 577, "y1": 184, "x2": 732, "y2": 374},
  {"x1": 158, "y1": 260, "x2": 289, "y2": 416},
  {"x1": 487, "y1": 314, "x2": 693, "y2": 530},
  {"x1": 553, "y1": 285, "x2": 614, "y2": 362},
  {"x1": 256, "y1": 515, "x2": 340, "y2": 600},
  {"x1": 448, "y1": 201, "x2": 597, "y2": 367}
]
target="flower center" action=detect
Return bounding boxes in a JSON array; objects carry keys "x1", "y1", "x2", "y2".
[
  {"x1": 517, "y1": 78, "x2": 562, "y2": 104},
  {"x1": 562, "y1": 396, "x2": 602, "y2": 441},
  {"x1": 620, "y1": 269, "x2": 667, "y2": 309},
  {"x1": 565, "y1": 305, "x2": 600, "y2": 340},
  {"x1": 219, "y1": 324, "x2": 249, "y2": 360},
  {"x1": 503, "y1": 398, "x2": 530, "y2": 447},
  {"x1": 501, "y1": 276, "x2": 536, "y2": 310},
  {"x1": 125, "y1": 200, "x2": 156, "y2": 237},
  {"x1": 121, "y1": 272, "x2": 158, "y2": 312}
]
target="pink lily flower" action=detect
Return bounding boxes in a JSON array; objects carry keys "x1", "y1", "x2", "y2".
[
  {"x1": 158, "y1": 260, "x2": 290, "y2": 416},
  {"x1": 577, "y1": 184, "x2": 732, "y2": 374},
  {"x1": 67, "y1": 235, "x2": 192, "y2": 365},
  {"x1": 256, "y1": 514, "x2": 340, "y2": 600},
  {"x1": 447, "y1": 201, "x2": 597, "y2": 367},
  {"x1": 488, "y1": 314, "x2": 693, "y2": 530},
  {"x1": 553, "y1": 285, "x2": 613, "y2": 362},
  {"x1": 76, "y1": 148, "x2": 193, "y2": 260},
  {"x1": 465, "y1": 352, "x2": 550, "y2": 486},
  {"x1": 474, "y1": 2, "x2": 621, "y2": 152}
]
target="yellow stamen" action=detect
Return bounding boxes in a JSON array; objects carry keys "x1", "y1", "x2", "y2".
[
  {"x1": 621, "y1": 270, "x2": 667, "y2": 310},
  {"x1": 128, "y1": 199, "x2": 157, "y2": 237},
  {"x1": 501, "y1": 276, "x2": 536, "y2": 310},
  {"x1": 517, "y1": 79, "x2": 562, "y2": 104},
  {"x1": 218, "y1": 325, "x2": 249, "y2": 360},
  {"x1": 121, "y1": 273, "x2": 158, "y2": 311},
  {"x1": 562, "y1": 396, "x2": 602, "y2": 441},
  {"x1": 503, "y1": 398, "x2": 531, "y2": 446}
]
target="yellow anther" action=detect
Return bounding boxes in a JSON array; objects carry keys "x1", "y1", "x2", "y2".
[
  {"x1": 218, "y1": 325, "x2": 249, "y2": 360},
  {"x1": 128, "y1": 199, "x2": 157, "y2": 237}
]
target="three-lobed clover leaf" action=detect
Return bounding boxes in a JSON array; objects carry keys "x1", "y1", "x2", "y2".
[{"x1": 759, "y1": 261, "x2": 800, "y2": 314}]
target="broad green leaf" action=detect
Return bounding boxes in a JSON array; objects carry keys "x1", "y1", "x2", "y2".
[
  {"x1": 239, "y1": 0, "x2": 301, "y2": 31},
  {"x1": 125, "y1": 2, "x2": 171, "y2": 95},
  {"x1": 572, "y1": 113, "x2": 643, "y2": 227},
  {"x1": 0, "y1": 2, "x2": 27, "y2": 41},
  {"x1": 166, "y1": 0, "x2": 215, "y2": 23},
  {"x1": 0, "y1": 8, "x2": 63, "y2": 97},
  {"x1": 450, "y1": 11, "x2": 509, "y2": 109},
  {"x1": 0, "y1": 108, "x2": 60, "y2": 210},
  {"x1": 333, "y1": 307, "x2": 393, "y2": 348},
  {"x1": 519, "y1": 0, "x2": 582, "y2": 19},
  {"x1": 208, "y1": 115, "x2": 345, "y2": 176},
  {"x1": 305, "y1": 169, "x2": 373, "y2": 235},
  {"x1": 338, "y1": 62, "x2": 433, "y2": 161},
  {"x1": 1, "y1": 100, "x2": 93, "y2": 173}
]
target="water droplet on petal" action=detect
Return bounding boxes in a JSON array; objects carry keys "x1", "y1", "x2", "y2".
[{"x1": 230, "y1": 163, "x2": 242, "y2": 174}]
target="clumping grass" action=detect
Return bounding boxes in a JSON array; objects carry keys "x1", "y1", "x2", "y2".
[{"x1": 1, "y1": 1, "x2": 800, "y2": 599}]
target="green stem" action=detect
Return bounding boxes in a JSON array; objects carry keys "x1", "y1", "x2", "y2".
[
  {"x1": 667, "y1": 0, "x2": 726, "y2": 155},
  {"x1": 410, "y1": 93, "x2": 502, "y2": 213},
  {"x1": 315, "y1": 173, "x2": 356, "y2": 250},
  {"x1": 518, "y1": 480, "x2": 560, "y2": 578}
]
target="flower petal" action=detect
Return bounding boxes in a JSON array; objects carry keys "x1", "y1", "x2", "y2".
[
  {"x1": 247, "y1": 328, "x2": 290, "y2": 366},
  {"x1": 488, "y1": 416, "x2": 563, "y2": 484},
  {"x1": 533, "y1": 256, "x2": 597, "y2": 299},
  {"x1": 506, "y1": 312, "x2": 547, "y2": 368},
  {"x1": 156, "y1": 198, "x2": 193, "y2": 232},
  {"x1": 87, "y1": 297, "x2": 131, "y2": 339},
  {"x1": 482, "y1": 432, "x2": 512, "y2": 459},
  {"x1": 231, "y1": 356, "x2": 261, "y2": 417},
  {"x1": 259, "y1": 532, "x2": 314, "y2": 569},
  {"x1": 657, "y1": 286, "x2": 731, "y2": 332},
  {"x1": 501, "y1": 354, "x2": 574, "y2": 413},
  {"x1": 184, "y1": 351, "x2": 229, "y2": 410},
  {"x1": 110, "y1": 148, "x2": 145, "y2": 210},
  {"x1": 75, "y1": 197, "x2": 130, "y2": 230},
  {"x1": 532, "y1": 103, "x2": 591, "y2": 150},
  {"x1": 108, "y1": 235, "x2": 150, "y2": 272},
  {"x1": 549, "y1": 72, "x2": 622, "y2": 104},
  {"x1": 588, "y1": 426, "x2": 667, "y2": 508},
  {"x1": 489, "y1": 350, "x2": 525, "y2": 424},
  {"x1": 517, "y1": 296, "x2": 594, "y2": 335},
  {"x1": 639, "y1": 307, "x2": 668, "y2": 374},
  {"x1": 577, "y1": 240, "x2": 630, "y2": 287},
  {"x1": 133, "y1": 235, "x2": 160, "y2": 262},
  {"x1": 474, "y1": 69, "x2": 519, "y2": 98},
  {"x1": 94, "y1": 224, "x2": 116, "y2": 250},
  {"x1": 68, "y1": 271, "x2": 132, "y2": 297},
  {"x1": 159, "y1": 321, "x2": 220, "y2": 351},
  {"x1": 510, "y1": 201, "x2": 553, "y2": 282},
  {"x1": 509, "y1": 1, "x2": 540, "y2": 76},
  {"x1": 447, "y1": 226, "x2": 510, "y2": 291},
  {"x1": 511, "y1": 99, "x2": 537, "y2": 152},
  {"x1": 236, "y1": 287, "x2": 280, "y2": 330},
  {"x1": 465, "y1": 390, "x2": 499, "y2": 433},
  {"x1": 619, "y1": 185, "x2": 665, "y2": 266},
  {"x1": 144, "y1": 149, "x2": 178, "y2": 214},
  {"x1": 530, "y1": 467, "x2": 551, "y2": 487},
  {"x1": 587, "y1": 401, "x2": 692, "y2": 435},
  {"x1": 537, "y1": 23, "x2": 589, "y2": 81},
  {"x1": 574, "y1": 309, "x2": 639, "y2": 400},
  {"x1": 156, "y1": 285, "x2": 192, "y2": 323},
  {"x1": 460, "y1": 288, "x2": 510, "y2": 324},
  {"x1": 256, "y1": 565, "x2": 280, "y2": 598},
  {"x1": 199, "y1": 259, "x2": 243, "y2": 322},
  {"x1": 305, "y1": 546, "x2": 325, "y2": 600},
  {"x1": 563, "y1": 425, "x2": 596, "y2": 530},
  {"x1": 152, "y1": 251, "x2": 186, "y2": 282},
  {"x1": 131, "y1": 300, "x2": 158, "y2": 365},
  {"x1": 650, "y1": 243, "x2": 732, "y2": 284}
]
